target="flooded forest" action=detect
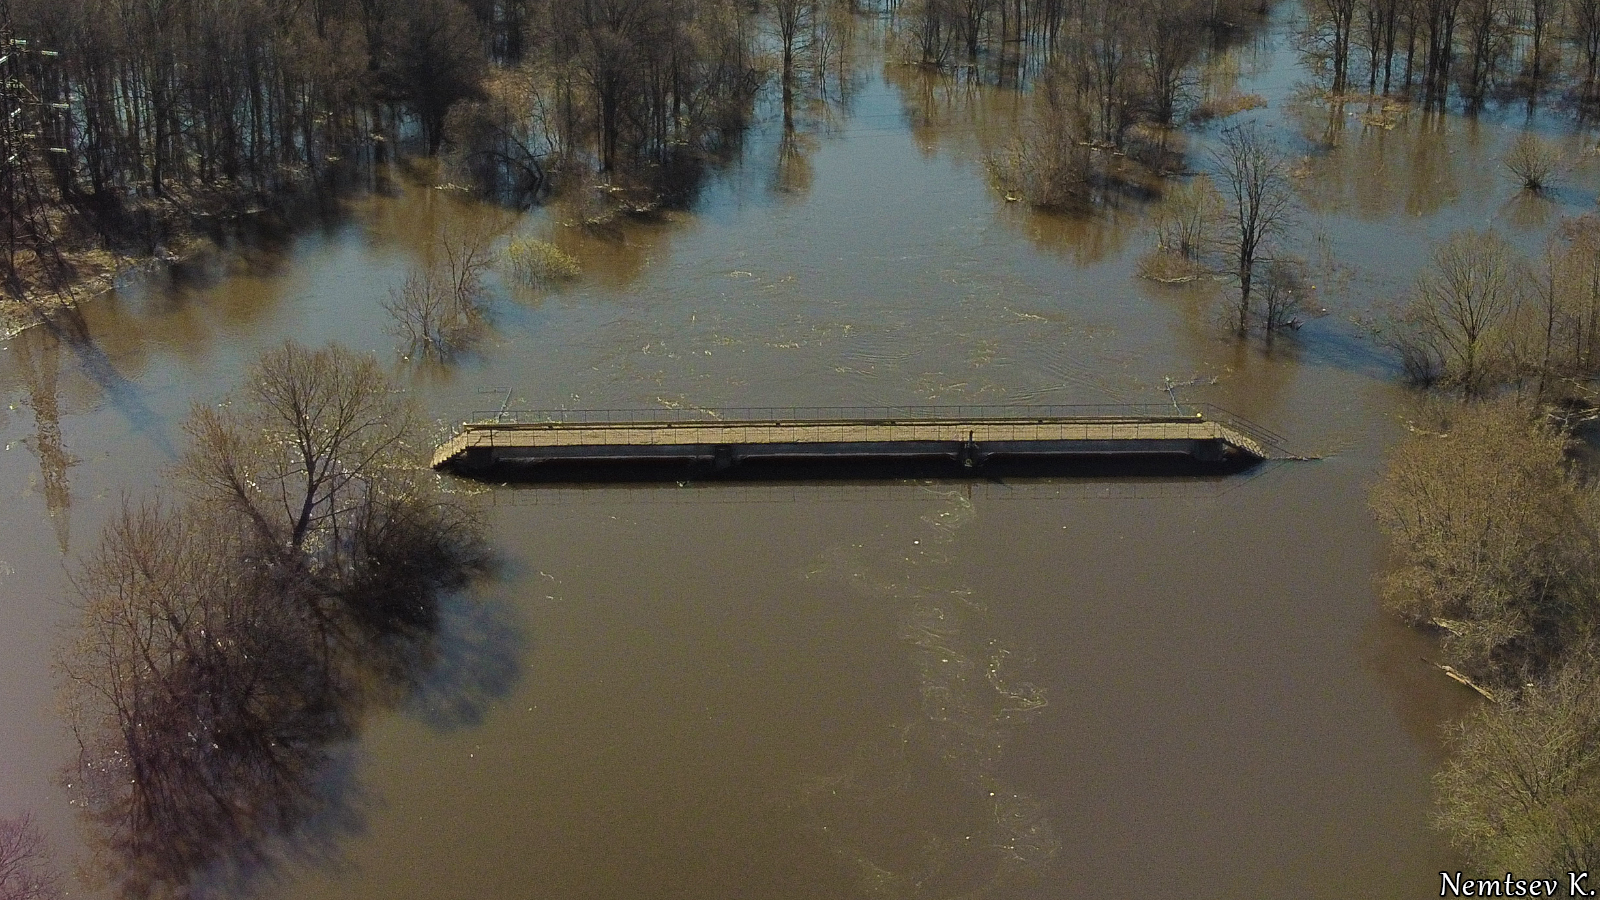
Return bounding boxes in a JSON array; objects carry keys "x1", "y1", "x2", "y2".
[{"x1": 5, "y1": 0, "x2": 1600, "y2": 896}]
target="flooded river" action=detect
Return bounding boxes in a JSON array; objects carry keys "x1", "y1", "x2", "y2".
[{"x1": 3, "y1": 4, "x2": 1594, "y2": 897}]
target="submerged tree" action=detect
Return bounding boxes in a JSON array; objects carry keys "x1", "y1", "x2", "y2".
[
  {"x1": 1260, "y1": 256, "x2": 1311, "y2": 333},
  {"x1": 1304, "y1": 0, "x2": 1358, "y2": 94},
  {"x1": 773, "y1": 0, "x2": 818, "y2": 125},
  {"x1": 1139, "y1": 177, "x2": 1227, "y2": 283},
  {"x1": 1371, "y1": 399, "x2": 1598, "y2": 687},
  {"x1": 1504, "y1": 133, "x2": 1563, "y2": 193},
  {"x1": 1437, "y1": 649, "x2": 1600, "y2": 873},
  {"x1": 1137, "y1": 0, "x2": 1205, "y2": 128},
  {"x1": 546, "y1": 0, "x2": 760, "y2": 183},
  {"x1": 384, "y1": 224, "x2": 498, "y2": 360},
  {"x1": 1457, "y1": 0, "x2": 1506, "y2": 106},
  {"x1": 1390, "y1": 229, "x2": 1527, "y2": 395},
  {"x1": 63, "y1": 501, "x2": 339, "y2": 898},
  {"x1": 1211, "y1": 123, "x2": 1296, "y2": 336},
  {"x1": 1294, "y1": 0, "x2": 1600, "y2": 107},
  {"x1": 1523, "y1": 0, "x2": 1556, "y2": 86},
  {"x1": 505, "y1": 238, "x2": 580, "y2": 286},
  {"x1": 63, "y1": 342, "x2": 487, "y2": 897},
  {"x1": 1579, "y1": 0, "x2": 1600, "y2": 99},
  {"x1": 387, "y1": 266, "x2": 480, "y2": 360},
  {"x1": 986, "y1": 93, "x2": 1091, "y2": 209},
  {"x1": 0, "y1": 0, "x2": 770, "y2": 284},
  {"x1": 1358, "y1": 0, "x2": 1404, "y2": 94}
]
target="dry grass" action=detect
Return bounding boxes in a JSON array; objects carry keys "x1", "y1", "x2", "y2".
[
  {"x1": 1189, "y1": 93, "x2": 1267, "y2": 123},
  {"x1": 1137, "y1": 248, "x2": 1209, "y2": 283},
  {"x1": 0, "y1": 245, "x2": 140, "y2": 338}
]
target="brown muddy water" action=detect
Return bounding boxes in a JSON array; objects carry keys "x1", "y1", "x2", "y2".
[{"x1": 3, "y1": 5, "x2": 1591, "y2": 898}]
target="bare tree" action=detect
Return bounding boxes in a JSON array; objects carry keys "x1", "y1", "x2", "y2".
[
  {"x1": 62, "y1": 342, "x2": 488, "y2": 897},
  {"x1": 385, "y1": 220, "x2": 497, "y2": 358},
  {"x1": 985, "y1": 67, "x2": 1092, "y2": 210},
  {"x1": 1260, "y1": 256, "x2": 1310, "y2": 333},
  {"x1": 1308, "y1": 0, "x2": 1359, "y2": 93},
  {"x1": 1504, "y1": 132, "x2": 1563, "y2": 192},
  {"x1": 0, "y1": 814, "x2": 59, "y2": 900},
  {"x1": 1370, "y1": 399, "x2": 1595, "y2": 685},
  {"x1": 773, "y1": 0, "x2": 820, "y2": 125},
  {"x1": 1210, "y1": 123, "x2": 1296, "y2": 336},
  {"x1": 1553, "y1": 216, "x2": 1600, "y2": 378},
  {"x1": 61, "y1": 500, "x2": 337, "y2": 898},
  {"x1": 1155, "y1": 178, "x2": 1223, "y2": 265},
  {"x1": 176, "y1": 341, "x2": 484, "y2": 653},
  {"x1": 377, "y1": 0, "x2": 488, "y2": 154},
  {"x1": 1524, "y1": 0, "x2": 1555, "y2": 85},
  {"x1": 1436, "y1": 649, "x2": 1600, "y2": 873},
  {"x1": 179, "y1": 343, "x2": 416, "y2": 579},
  {"x1": 1516, "y1": 215, "x2": 1600, "y2": 402},
  {"x1": 1391, "y1": 229, "x2": 1527, "y2": 394}
]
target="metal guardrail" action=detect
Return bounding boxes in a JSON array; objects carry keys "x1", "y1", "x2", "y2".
[
  {"x1": 457, "y1": 421, "x2": 1229, "y2": 450},
  {"x1": 1188, "y1": 404, "x2": 1289, "y2": 457},
  {"x1": 452, "y1": 402, "x2": 1289, "y2": 456},
  {"x1": 466, "y1": 403, "x2": 1197, "y2": 425}
]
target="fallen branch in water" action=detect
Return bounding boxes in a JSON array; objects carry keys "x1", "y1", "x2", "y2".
[{"x1": 1424, "y1": 658, "x2": 1497, "y2": 702}]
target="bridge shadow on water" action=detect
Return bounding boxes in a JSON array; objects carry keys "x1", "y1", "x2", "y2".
[{"x1": 464, "y1": 453, "x2": 1264, "y2": 486}]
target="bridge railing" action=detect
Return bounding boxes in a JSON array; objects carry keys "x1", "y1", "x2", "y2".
[
  {"x1": 1186, "y1": 404, "x2": 1288, "y2": 457},
  {"x1": 465, "y1": 403, "x2": 1206, "y2": 426},
  {"x1": 451, "y1": 402, "x2": 1290, "y2": 458}
]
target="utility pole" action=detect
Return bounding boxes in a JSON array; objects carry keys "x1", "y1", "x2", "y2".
[{"x1": 0, "y1": 0, "x2": 67, "y2": 297}]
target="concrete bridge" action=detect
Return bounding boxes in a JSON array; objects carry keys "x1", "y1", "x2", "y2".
[{"x1": 430, "y1": 405, "x2": 1280, "y2": 481}]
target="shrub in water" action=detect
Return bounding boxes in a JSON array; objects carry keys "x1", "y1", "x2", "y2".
[{"x1": 506, "y1": 239, "x2": 580, "y2": 286}]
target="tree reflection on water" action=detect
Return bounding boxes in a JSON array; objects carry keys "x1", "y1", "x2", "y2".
[
  {"x1": 0, "y1": 811, "x2": 61, "y2": 900},
  {"x1": 58, "y1": 342, "x2": 509, "y2": 900}
]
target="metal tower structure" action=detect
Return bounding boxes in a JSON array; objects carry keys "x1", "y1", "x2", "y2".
[{"x1": 0, "y1": 0, "x2": 66, "y2": 295}]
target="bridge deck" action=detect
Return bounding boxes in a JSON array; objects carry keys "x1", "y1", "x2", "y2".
[{"x1": 430, "y1": 412, "x2": 1272, "y2": 476}]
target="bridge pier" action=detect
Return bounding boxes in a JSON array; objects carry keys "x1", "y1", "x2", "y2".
[
  {"x1": 958, "y1": 438, "x2": 981, "y2": 468},
  {"x1": 460, "y1": 445, "x2": 495, "y2": 474}
]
